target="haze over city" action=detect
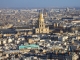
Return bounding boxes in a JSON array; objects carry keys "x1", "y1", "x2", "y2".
[
  {"x1": 0, "y1": 0, "x2": 80, "y2": 8},
  {"x1": 0, "y1": 0, "x2": 80, "y2": 60}
]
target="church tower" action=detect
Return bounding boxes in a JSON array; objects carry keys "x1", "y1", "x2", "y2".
[
  {"x1": 35, "y1": 12, "x2": 49, "y2": 34},
  {"x1": 39, "y1": 13, "x2": 45, "y2": 29}
]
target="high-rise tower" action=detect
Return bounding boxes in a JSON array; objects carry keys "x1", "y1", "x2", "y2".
[{"x1": 35, "y1": 12, "x2": 49, "y2": 34}]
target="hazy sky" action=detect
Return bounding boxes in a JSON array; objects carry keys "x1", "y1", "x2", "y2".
[{"x1": 0, "y1": 0, "x2": 80, "y2": 8}]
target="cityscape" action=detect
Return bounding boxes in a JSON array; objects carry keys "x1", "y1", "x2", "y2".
[{"x1": 0, "y1": 0, "x2": 80, "y2": 60}]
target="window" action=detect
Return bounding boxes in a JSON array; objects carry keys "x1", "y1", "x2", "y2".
[
  {"x1": 40, "y1": 25, "x2": 41, "y2": 27},
  {"x1": 37, "y1": 29, "x2": 38, "y2": 31},
  {"x1": 41, "y1": 29, "x2": 43, "y2": 31}
]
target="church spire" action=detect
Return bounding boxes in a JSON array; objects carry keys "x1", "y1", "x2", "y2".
[{"x1": 39, "y1": 12, "x2": 44, "y2": 22}]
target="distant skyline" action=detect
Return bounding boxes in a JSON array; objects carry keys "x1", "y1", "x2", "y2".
[{"x1": 0, "y1": 0, "x2": 80, "y2": 8}]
